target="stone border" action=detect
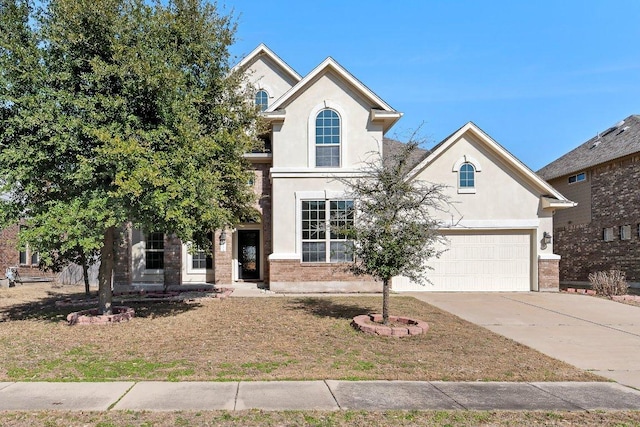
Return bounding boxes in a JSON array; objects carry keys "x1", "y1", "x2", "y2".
[
  {"x1": 67, "y1": 306, "x2": 135, "y2": 326},
  {"x1": 351, "y1": 314, "x2": 429, "y2": 337}
]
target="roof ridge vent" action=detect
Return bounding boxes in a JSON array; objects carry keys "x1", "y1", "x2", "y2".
[
  {"x1": 616, "y1": 125, "x2": 631, "y2": 135},
  {"x1": 601, "y1": 119, "x2": 625, "y2": 137}
]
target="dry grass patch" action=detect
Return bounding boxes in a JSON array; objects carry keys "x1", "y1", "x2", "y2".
[
  {"x1": 0, "y1": 283, "x2": 601, "y2": 382},
  {"x1": 1, "y1": 410, "x2": 640, "y2": 427}
]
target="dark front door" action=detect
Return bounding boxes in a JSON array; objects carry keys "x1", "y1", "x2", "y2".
[{"x1": 238, "y1": 230, "x2": 260, "y2": 280}]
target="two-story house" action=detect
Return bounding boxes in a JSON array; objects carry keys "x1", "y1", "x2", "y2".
[
  {"x1": 108, "y1": 44, "x2": 575, "y2": 293},
  {"x1": 538, "y1": 115, "x2": 640, "y2": 287}
]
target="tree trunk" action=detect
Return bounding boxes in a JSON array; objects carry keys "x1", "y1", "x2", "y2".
[
  {"x1": 98, "y1": 226, "x2": 115, "y2": 315},
  {"x1": 80, "y1": 252, "x2": 90, "y2": 296},
  {"x1": 382, "y1": 277, "x2": 390, "y2": 325}
]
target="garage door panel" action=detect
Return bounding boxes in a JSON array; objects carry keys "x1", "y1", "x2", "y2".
[{"x1": 393, "y1": 231, "x2": 531, "y2": 292}]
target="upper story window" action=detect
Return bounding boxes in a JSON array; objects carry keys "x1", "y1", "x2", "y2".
[
  {"x1": 315, "y1": 109, "x2": 340, "y2": 167},
  {"x1": 453, "y1": 156, "x2": 481, "y2": 194},
  {"x1": 568, "y1": 172, "x2": 586, "y2": 184},
  {"x1": 459, "y1": 163, "x2": 475, "y2": 188},
  {"x1": 255, "y1": 90, "x2": 269, "y2": 111}
]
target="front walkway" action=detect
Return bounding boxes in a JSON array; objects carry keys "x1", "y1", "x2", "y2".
[{"x1": 408, "y1": 292, "x2": 640, "y2": 389}]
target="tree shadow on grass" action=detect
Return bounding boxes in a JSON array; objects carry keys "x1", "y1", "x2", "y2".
[
  {"x1": 286, "y1": 297, "x2": 379, "y2": 320},
  {"x1": 0, "y1": 291, "x2": 202, "y2": 322}
]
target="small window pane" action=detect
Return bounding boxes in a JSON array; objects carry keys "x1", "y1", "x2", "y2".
[
  {"x1": 459, "y1": 163, "x2": 475, "y2": 188},
  {"x1": 147, "y1": 232, "x2": 164, "y2": 250},
  {"x1": 145, "y1": 252, "x2": 164, "y2": 269},
  {"x1": 330, "y1": 241, "x2": 353, "y2": 262},
  {"x1": 19, "y1": 250, "x2": 27, "y2": 265},
  {"x1": 255, "y1": 90, "x2": 268, "y2": 111},
  {"x1": 302, "y1": 242, "x2": 326, "y2": 262}
]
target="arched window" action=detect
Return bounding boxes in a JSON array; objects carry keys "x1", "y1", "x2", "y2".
[
  {"x1": 315, "y1": 109, "x2": 340, "y2": 167},
  {"x1": 459, "y1": 163, "x2": 475, "y2": 188},
  {"x1": 255, "y1": 90, "x2": 268, "y2": 111}
]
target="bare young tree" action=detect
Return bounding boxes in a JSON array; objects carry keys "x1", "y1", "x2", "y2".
[{"x1": 335, "y1": 139, "x2": 451, "y2": 325}]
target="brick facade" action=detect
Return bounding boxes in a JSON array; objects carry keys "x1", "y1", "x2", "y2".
[
  {"x1": 213, "y1": 229, "x2": 233, "y2": 285},
  {"x1": 0, "y1": 224, "x2": 54, "y2": 281},
  {"x1": 538, "y1": 257, "x2": 560, "y2": 291},
  {"x1": 163, "y1": 234, "x2": 182, "y2": 286},
  {"x1": 269, "y1": 259, "x2": 379, "y2": 292},
  {"x1": 552, "y1": 155, "x2": 640, "y2": 284}
]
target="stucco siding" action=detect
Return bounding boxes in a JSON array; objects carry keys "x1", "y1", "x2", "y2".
[
  {"x1": 245, "y1": 55, "x2": 297, "y2": 103},
  {"x1": 271, "y1": 72, "x2": 383, "y2": 170},
  {"x1": 548, "y1": 174, "x2": 592, "y2": 227}
]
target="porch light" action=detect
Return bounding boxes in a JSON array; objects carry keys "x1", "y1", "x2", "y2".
[
  {"x1": 219, "y1": 230, "x2": 227, "y2": 246},
  {"x1": 543, "y1": 231, "x2": 552, "y2": 245}
]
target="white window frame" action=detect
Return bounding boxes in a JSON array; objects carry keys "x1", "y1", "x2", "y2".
[
  {"x1": 145, "y1": 232, "x2": 165, "y2": 271},
  {"x1": 300, "y1": 198, "x2": 354, "y2": 263},
  {"x1": 603, "y1": 227, "x2": 614, "y2": 242},
  {"x1": 568, "y1": 172, "x2": 586, "y2": 184},
  {"x1": 453, "y1": 155, "x2": 482, "y2": 194},
  {"x1": 255, "y1": 89, "x2": 269, "y2": 111},
  {"x1": 620, "y1": 225, "x2": 631, "y2": 241},
  {"x1": 307, "y1": 101, "x2": 347, "y2": 168}
]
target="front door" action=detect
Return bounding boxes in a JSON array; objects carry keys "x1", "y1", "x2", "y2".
[{"x1": 238, "y1": 230, "x2": 260, "y2": 280}]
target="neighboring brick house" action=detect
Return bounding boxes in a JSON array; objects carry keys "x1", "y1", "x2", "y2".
[
  {"x1": 0, "y1": 224, "x2": 54, "y2": 282},
  {"x1": 537, "y1": 115, "x2": 640, "y2": 287}
]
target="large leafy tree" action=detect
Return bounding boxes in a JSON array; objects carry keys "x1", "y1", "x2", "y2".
[
  {"x1": 0, "y1": 0, "x2": 259, "y2": 313},
  {"x1": 337, "y1": 141, "x2": 451, "y2": 325}
]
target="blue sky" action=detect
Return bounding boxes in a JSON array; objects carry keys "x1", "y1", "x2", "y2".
[{"x1": 227, "y1": 0, "x2": 640, "y2": 171}]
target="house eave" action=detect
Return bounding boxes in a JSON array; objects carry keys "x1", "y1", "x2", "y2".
[{"x1": 541, "y1": 196, "x2": 577, "y2": 210}]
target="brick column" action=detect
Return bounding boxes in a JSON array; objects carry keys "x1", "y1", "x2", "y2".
[
  {"x1": 163, "y1": 233, "x2": 182, "y2": 287},
  {"x1": 538, "y1": 255, "x2": 560, "y2": 292},
  {"x1": 113, "y1": 222, "x2": 132, "y2": 288},
  {"x1": 213, "y1": 229, "x2": 233, "y2": 285}
]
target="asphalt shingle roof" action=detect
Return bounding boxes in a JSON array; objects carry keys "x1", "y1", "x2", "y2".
[
  {"x1": 537, "y1": 115, "x2": 640, "y2": 180},
  {"x1": 382, "y1": 138, "x2": 430, "y2": 171}
]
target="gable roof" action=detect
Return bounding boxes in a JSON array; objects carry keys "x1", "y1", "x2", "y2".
[
  {"x1": 266, "y1": 57, "x2": 402, "y2": 130},
  {"x1": 231, "y1": 43, "x2": 302, "y2": 83},
  {"x1": 408, "y1": 122, "x2": 574, "y2": 205},
  {"x1": 537, "y1": 115, "x2": 640, "y2": 181}
]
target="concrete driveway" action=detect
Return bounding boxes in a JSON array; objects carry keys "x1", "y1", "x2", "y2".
[{"x1": 408, "y1": 292, "x2": 640, "y2": 389}]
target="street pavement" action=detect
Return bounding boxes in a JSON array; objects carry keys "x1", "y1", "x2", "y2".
[{"x1": 1, "y1": 380, "x2": 640, "y2": 411}]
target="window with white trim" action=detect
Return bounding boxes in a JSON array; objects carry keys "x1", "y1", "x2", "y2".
[
  {"x1": 302, "y1": 200, "x2": 354, "y2": 262},
  {"x1": 620, "y1": 225, "x2": 631, "y2": 241},
  {"x1": 191, "y1": 232, "x2": 213, "y2": 270},
  {"x1": 603, "y1": 227, "x2": 614, "y2": 242},
  {"x1": 145, "y1": 232, "x2": 164, "y2": 270},
  {"x1": 255, "y1": 90, "x2": 268, "y2": 111},
  {"x1": 18, "y1": 226, "x2": 39, "y2": 266},
  {"x1": 315, "y1": 109, "x2": 340, "y2": 167},
  {"x1": 459, "y1": 162, "x2": 475, "y2": 189},
  {"x1": 568, "y1": 172, "x2": 586, "y2": 184}
]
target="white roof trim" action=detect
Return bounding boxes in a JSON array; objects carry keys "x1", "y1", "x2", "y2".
[
  {"x1": 267, "y1": 57, "x2": 398, "y2": 115},
  {"x1": 231, "y1": 43, "x2": 302, "y2": 83},
  {"x1": 407, "y1": 121, "x2": 574, "y2": 203},
  {"x1": 541, "y1": 196, "x2": 577, "y2": 210}
]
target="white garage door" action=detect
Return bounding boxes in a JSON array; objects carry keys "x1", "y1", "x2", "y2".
[{"x1": 393, "y1": 231, "x2": 532, "y2": 292}]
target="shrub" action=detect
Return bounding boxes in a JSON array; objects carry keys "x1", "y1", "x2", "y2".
[{"x1": 588, "y1": 270, "x2": 629, "y2": 297}]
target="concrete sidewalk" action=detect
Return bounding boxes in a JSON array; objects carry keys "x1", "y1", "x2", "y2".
[
  {"x1": 1, "y1": 381, "x2": 640, "y2": 411},
  {"x1": 409, "y1": 292, "x2": 640, "y2": 389}
]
